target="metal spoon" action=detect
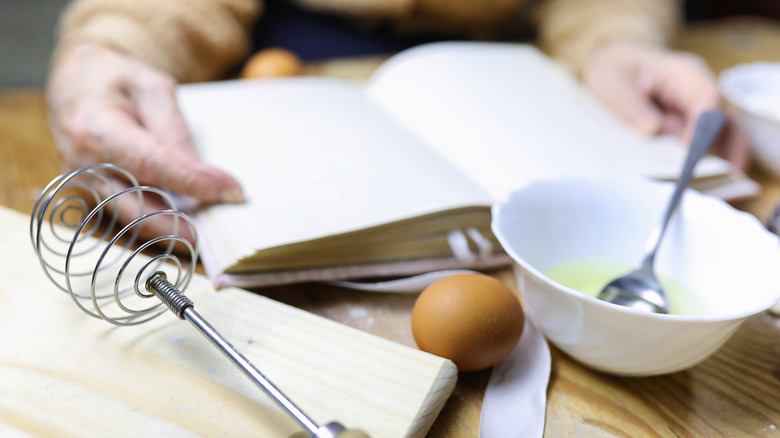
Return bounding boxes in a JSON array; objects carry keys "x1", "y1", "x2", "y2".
[{"x1": 597, "y1": 110, "x2": 727, "y2": 313}]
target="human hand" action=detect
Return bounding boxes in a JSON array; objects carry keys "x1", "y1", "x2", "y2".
[
  {"x1": 581, "y1": 41, "x2": 748, "y2": 169},
  {"x1": 46, "y1": 44, "x2": 244, "y2": 240}
]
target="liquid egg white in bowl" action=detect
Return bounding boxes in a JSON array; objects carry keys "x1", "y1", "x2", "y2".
[{"x1": 491, "y1": 176, "x2": 780, "y2": 376}]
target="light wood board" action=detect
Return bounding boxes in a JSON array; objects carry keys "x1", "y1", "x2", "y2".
[{"x1": 0, "y1": 205, "x2": 457, "y2": 437}]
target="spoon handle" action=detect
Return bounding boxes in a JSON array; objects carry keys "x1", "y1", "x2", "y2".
[{"x1": 641, "y1": 110, "x2": 727, "y2": 269}]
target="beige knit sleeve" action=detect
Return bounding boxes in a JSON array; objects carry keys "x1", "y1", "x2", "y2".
[
  {"x1": 54, "y1": 0, "x2": 262, "y2": 83},
  {"x1": 534, "y1": 0, "x2": 680, "y2": 75}
]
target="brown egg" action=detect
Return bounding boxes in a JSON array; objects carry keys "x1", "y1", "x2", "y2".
[
  {"x1": 412, "y1": 273, "x2": 524, "y2": 372},
  {"x1": 240, "y1": 48, "x2": 302, "y2": 79}
]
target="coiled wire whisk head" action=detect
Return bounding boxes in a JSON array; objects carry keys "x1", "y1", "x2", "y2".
[
  {"x1": 30, "y1": 163, "x2": 198, "y2": 325},
  {"x1": 30, "y1": 164, "x2": 368, "y2": 437}
]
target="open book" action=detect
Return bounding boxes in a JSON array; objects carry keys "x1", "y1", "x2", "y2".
[{"x1": 177, "y1": 41, "x2": 758, "y2": 288}]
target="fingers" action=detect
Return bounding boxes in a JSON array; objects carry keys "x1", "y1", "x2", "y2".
[
  {"x1": 130, "y1": 71, "x2": 196, "y2": 153},
  {"x1": 601, "y1": 77, "x2": 664, "y2": 136},
  {"x1": 137, "y1": 147, "x2": 246, "y2": 205},
  {"x1": 645, "y1": 53, "x2": 749, "y2": 169},
  {"x1": 95, "y1": 109, "x2": 245, "y2": 203},
  {"x1": 582, "y1": 43, "x2": 663, "y2": 136},
  {"x1": 583, "y1": 42, "x2": 750, "y2": 169},
  {"x1": 92, "y1": 175, "x2": 198, "y2": 251},
  {"x1": 47, "y1": 45, "x2": 244, "y2": 204},
  {"x1": 124, "y1": 70, "x2": 246, "y2": 203},
  {"x1": 659, "y1": 112, "x2": 686, "y2": 139},
  {"x1": 714, "y1": 120, "x2": 750, "y2": 171},
  {"x1": 644, "y1": 53, "x2": 720, "y2": 138}
]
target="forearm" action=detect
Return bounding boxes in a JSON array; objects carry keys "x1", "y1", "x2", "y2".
[
  {"x1": 53, "y1": 0, "x2": 262, "y2": 83},
  {"x1": 535, "y1": 0, "x2": 681, "y2": 75}
]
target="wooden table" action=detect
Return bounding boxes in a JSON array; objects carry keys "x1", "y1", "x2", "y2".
[{"x1": 3, "y1": 17, "x2": 780, "y2": 437}]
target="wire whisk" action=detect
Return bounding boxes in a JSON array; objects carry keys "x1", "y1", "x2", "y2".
[
  {"x1": 31, "y1": 163, "x2": 197, "y2": 325},
  {"x1": 30, "y1": 164, "x2": 367, "y2": 438}
]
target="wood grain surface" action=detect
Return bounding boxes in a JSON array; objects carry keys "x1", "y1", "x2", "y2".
[
  {"x1": 3, "y1": 205, "x2": 457, "y2": 437},
  {"x1": 2, "y1": 17, "x2": 780, "y2": 437}
]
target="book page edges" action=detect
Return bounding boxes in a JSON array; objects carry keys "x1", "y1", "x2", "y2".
[
  {"x1": 685, "y1": 172, "x2": 761, "y2": 201},
  {"x1": 207, "y1": 253, "x2": 513, "y2": 289}
]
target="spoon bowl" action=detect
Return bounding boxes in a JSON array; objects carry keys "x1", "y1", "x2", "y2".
[
  {"x1": 596, "y1": 111, "x2": 727, "y2": 313},
  {"x1": 598, "y1": 264, "x2": 665, "y2": 313}
]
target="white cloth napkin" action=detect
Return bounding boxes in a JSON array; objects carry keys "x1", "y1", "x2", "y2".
[{"x1": 480, "y1": 316, "x2": 550, "y2": 437}]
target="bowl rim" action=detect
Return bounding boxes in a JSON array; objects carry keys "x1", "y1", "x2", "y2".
[
  {"x1": 491, "y1": 175, "x2": 780, "y2": 322},
  {"x1": 720, "y1": 61, "x2": 780, "y2": 123}
]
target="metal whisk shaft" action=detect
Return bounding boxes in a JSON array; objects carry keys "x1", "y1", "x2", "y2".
[
  {"x1": 146, "y1": 272, "x2": 193, "y2": 319},
  {"x1": 144, "y1": 272, "x2": 331, "y2": 437}
]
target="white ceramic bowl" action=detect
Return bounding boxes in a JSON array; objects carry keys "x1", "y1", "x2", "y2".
[
  {"x1": 491, "y1": 176, "x2": 780, "y2": 376},
  {"x1": 720, "y1": 62, "x2": 780, "y2": 177}
]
